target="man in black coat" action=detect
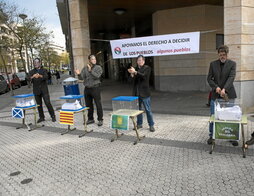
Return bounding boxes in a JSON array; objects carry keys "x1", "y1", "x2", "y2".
[
  {"x1": 207, "y1": 45, "x2": 237, "y2": 145},
  {"x1": 29, "y1": 58, "x2": 56, "y2": 123},
  {"x1": 128, "y1": 55, "x2": 155, "y2": 132}
]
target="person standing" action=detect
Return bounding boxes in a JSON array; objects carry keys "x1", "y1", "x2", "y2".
[
  {"x1": 207, "y1": 45, "x2": 237, "y2": 146},
  {"x1": 55, "y1": 70, "x2": 61, "y2": 84},
  {"x1": 29, "y1": 58, "x2": 56, "y2": 123},
  {"x1": 128, "y1": 55, "x2": 155, "y2": 132},
  {"x1": 75, "y1": 54, "x2": 103, "y2": 126},
  {"x1": 47, "y1": 70, "x2": 52, "y2": 85}
]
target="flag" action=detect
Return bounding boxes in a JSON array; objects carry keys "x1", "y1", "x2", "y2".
[
  {"x1": 111, "y1": 114, "x2": 129, "y2": 130},
  {"x1": 12, "y1": 108, "x2": 24, "y2": 119},
  {"x1": 60, "y1": 111, "x2": 74, "y2": 125}
]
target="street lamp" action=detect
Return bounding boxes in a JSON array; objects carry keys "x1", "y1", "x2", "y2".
[
  {"x1": 18, "y1": 14, "x2": 27, "y2": 20},
  {"x1": 18, "y1": 13, "x2": 29, "y2": 72}
]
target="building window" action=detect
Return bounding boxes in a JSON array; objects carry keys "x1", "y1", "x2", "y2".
[{"x1": 216, "y1": 34, "x2": 224, "y2": 49}]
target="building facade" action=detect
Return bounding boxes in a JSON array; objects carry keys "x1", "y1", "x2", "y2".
[{"x1": 57, "y1": 0, "x2": 254, "y2": 111}]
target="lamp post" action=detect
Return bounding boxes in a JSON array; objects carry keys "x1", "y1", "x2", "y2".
[
  {"x1": 19, "y1": 13, "x2": 31, "y2": 88},
  {"x1": 18, "y1": 14, "x2": 30, "y2": 72}
]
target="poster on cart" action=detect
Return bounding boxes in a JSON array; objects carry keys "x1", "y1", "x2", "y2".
[
  {"x1": 213, "y1": 122, "x2": 241, "y2": 140},
  {"x1": 110, "y1": 31, "x2": 200, "y2": 59},
  {"x1": 111, "y1": 114, "x2": 129, "y2": 131},
  {"x1": 60, "y1": 111, "x2": 74, "y2": 125},
  {"x1": 12, "y1": 108, "x2": 24, "y2": 119}
]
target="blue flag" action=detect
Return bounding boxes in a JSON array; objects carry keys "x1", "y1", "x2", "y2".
[{"x1": 12, "y1": 108, "x2": 24, "y2": 119}]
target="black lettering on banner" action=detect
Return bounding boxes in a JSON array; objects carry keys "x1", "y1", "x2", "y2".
[
  {"x1": 148, "y1": 40, "x2": 167, "y2": 45},
  {"x1": 172, "y1": 38, "x2": 190, "y2": 43},
  {"x1": 129, "y1": 50, "x2": 153, "y2": 56},
  {"x1": 122, "y1": 42, "x2": 143, "y2": 48}
]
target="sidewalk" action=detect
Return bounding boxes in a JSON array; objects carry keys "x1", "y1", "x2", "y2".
[
  {"x1": 0, "y1": 74, "x2": 254, "y2": 196},
  {"x1": 0, "y1": 74, "x2": 210, "y2": 116}
]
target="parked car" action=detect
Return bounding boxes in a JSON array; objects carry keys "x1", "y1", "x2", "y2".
[
  {"x1": 3, "y1": 73, "x2": 22, "y2": 89},
  {"x1": 0, "y1": 74, "x2": 9, "y2": 94},
  {"x1": 16, "y1": 72, "x2": 28, "y2": 85}
]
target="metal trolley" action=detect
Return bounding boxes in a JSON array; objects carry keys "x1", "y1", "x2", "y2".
[
  {"x1": 12, "y1": 94, "x2": 44, "y2": 131},
  {"x1": 208, "y1": 99, "x2": 248, "y2": 158},
  {"x1": 110, "y1": 96, "x2": 145, "y2": 145},
  {"x1": 59, "y1": 95, "x2": 93, "y2": 138}
]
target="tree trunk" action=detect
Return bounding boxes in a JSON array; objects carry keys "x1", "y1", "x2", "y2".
[
  {"x1": 11, "y1": 49, "x2": 16, "y2": 73},
  {"x1": 29, "y1": 47, "x2": 34, "y2": 61},
  {"x1": 18, "y1": 46, "x2": 27, "y2": 74}
]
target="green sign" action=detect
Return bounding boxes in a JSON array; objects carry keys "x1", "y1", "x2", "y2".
[
  {"x1": 213, "y1": 122, "x2": 240, "y2": 140},
  {"x1": 111, "y1": 114, "x2": 129, "y2": 130}
]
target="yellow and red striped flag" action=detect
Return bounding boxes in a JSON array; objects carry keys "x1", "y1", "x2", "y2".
[{"x1": 60, "y1": 111, "x2": 74, "y2": 125}]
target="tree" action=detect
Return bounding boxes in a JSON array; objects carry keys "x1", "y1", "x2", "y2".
[
  {"x1": 0, "y1": 1, "x2": 53, "y2": 73},
  {"x1": 0, "y1": 5, "x2": 14, "y2": 95},
  {"x1": 16, "y1": 17, "x2": 51, "y2": 72},
  {"x1": 60, "y1": 51, "x2": 70, "y2": 65},
  {"x1": 0, "y1": 35, "x2": 15, "y2": 95},
  {"x1": 0, "y1": 1, "x2": 27, "y2": 73}
]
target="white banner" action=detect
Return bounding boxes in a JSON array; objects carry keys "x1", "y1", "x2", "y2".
[{"x1": 110, "y1": 31, "x2": 200, "y2": 59}]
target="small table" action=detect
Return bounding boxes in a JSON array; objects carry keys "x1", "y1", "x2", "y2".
[
  {"x1": 15, "y1": 105, "x2": 44, "y2": 131},
  {"x1": 59, "y1": 107, "x2": 93, "y2": 138},
  {"x1": 110, "y1": 109, "x2": 145, "y2": 145},
  {"x1": 209, "y1": 115, "x2": 248, "y2": 158}
]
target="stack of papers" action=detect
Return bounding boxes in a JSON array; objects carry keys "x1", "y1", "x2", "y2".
[
  {"x1": 16, "y1": 98, "x2": 35, "y2": 107},
  {"x1": 61, "y1": 100, "x2": 82, "y2": 110},
  {"x1": 216, "y1": 102, "x2": 242, "y2": 121}
]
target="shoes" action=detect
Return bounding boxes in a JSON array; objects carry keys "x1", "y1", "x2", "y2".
[
  {"x1": 98, "y1": 120, "x2": 103, "y2": 126},
  {"x1": 52, "y1": 117, "x2": 56, "y2": 122},
  {"x1": 37, "y1": 118, "x2": 45, "y2": 123},
  {"x1": 246, "y1": 137, "x2": 254, "y2": 146},
  {"x1": 149, "y1": 126, "x2": 155, "y2": 132},
  {"x1": 207, "y1": 137, "x2": 214, "y2": 145},
  {"x1": 230, "y1": 140, "x2": 239, "y2": 146},
  {"x1": 133, "y1": 125, "x2": 143, "y2": 130},
  {"x1": 87, "y1": 119, "x2": 95, "y2": 125}
]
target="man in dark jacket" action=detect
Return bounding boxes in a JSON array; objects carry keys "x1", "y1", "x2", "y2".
[
  {"x1": 29, "y1": 58, "x2": 56, "y2": 123},
  {"x1": 207, "y1": 45, "x2": 237, "y2": 145},
  {"x1": 128, "y1": 55, "x2": 155, "y2": 132}
]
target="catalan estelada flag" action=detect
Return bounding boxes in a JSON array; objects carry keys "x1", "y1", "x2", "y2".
[{"x1": 60, "y1": 111, "x2": 74, "y2": 125}]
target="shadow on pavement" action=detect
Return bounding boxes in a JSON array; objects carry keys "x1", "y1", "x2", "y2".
[{"x1": 1, "y1": 120, "x2": 252, "y2": 157}]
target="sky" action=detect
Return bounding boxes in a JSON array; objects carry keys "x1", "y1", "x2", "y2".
[{"x1": 6, "y1": 0, "x2": 65, "y2": 48}]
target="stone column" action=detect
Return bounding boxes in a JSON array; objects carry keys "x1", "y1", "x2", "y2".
[
  {"x1": 224, "y1": 0, "x2": 254, "y2": 111},
  {"x1": 69, "y1": 0, "x2": 91, "y2": 71}
]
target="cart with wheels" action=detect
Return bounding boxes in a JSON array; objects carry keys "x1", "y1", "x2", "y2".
[
  {"x1": 12, "y1": 94, "x2": 44, "y2": 131},
  {"x1": 110, "y1": 96, "x2": 145, "y2": 145},
  {"x1": 59, "y1": 95, "x2": 93, "y2": 137},
  {"x1": 208, "y1": 99, "x2": 248, "y2": 158}
]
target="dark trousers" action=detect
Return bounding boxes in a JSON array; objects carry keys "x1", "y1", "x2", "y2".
[
  {"x1": 35, "y1": 93, "x2": 55, "y2": 119},
  {"x1": 84, "y1": 87, "x2": 103, "y2": 121}
]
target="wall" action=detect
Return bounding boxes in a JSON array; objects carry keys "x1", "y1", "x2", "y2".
[{"x1": 153, "y1": 5, "x2": 223, "y2": 92}]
